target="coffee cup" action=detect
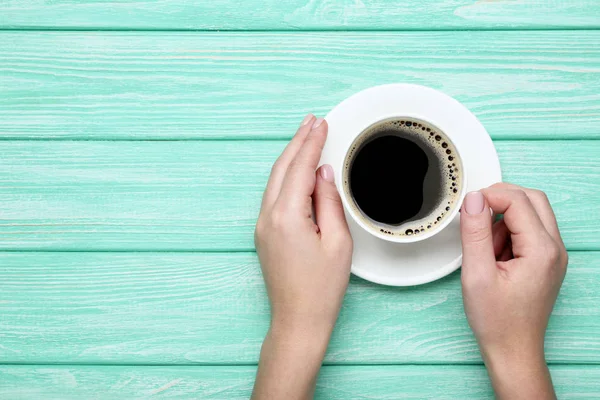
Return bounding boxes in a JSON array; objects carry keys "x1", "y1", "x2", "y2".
[{"x1": 338, "y1": 115, "x2": 467, "y2": 244}]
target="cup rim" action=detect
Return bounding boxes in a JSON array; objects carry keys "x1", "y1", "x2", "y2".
[{"x1": 338, "y1": 113, "x2": 468, "y2": 244}]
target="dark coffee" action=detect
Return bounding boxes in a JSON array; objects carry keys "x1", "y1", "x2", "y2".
[
  {"x1": 351, "y1": 135, "x2": 431, "y2": 225},
  {"x1": 343, "y1": 118, "x2": 463, "y2": 237}
]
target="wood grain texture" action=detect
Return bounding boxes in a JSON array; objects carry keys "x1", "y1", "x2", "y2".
[
  {"x1": 1, "y1": 141, "x2": 598, "y2": 251},
  {"x1": 0, "y1": 252, "x2": 598, "y2": 364},
  {"x1": 0, "y1": 0, "x2": 598, "y2": 30},
  {"x1": 1, "y1": 31, "x2": 599, "y2": 140},
  {"x1": 1, "y1": 365, "x2": 600, "y2": 399}
]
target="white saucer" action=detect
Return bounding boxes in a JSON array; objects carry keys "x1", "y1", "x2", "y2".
[{"x1": 320, "y1": 84, "x2": 502, "y2": 286}]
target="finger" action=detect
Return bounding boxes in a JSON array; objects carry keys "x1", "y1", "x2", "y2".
[
  {"x1": 278, "y1": 118, "x2": 328, "y2": 207},
  {"x1": 460, "y1": 191, "x2": 496, "y2": 278},
  {"x1": 313, "y1": 164, "x2": 350, "y2": 240},
  {"x1": 492, "y1": 219, "x2": 509, "y2": 258},
  {"x1": 261, "y1": 114, "x2": 315, "y2": 209},
  {"x1": 489, "y1": 182, "x2": 561, "y2": 245},
  {"x1": 481, "y1": 187, "x2": 547, "y2": 258}
]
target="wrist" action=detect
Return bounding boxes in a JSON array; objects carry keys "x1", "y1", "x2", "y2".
[
  {"x1": 270, "y1": 309, "x2": 336, "y2": 345},
  {"x1": 268, "y1": 317, "x2": 332, "y2": 358},
  {"x1": 481, "y1": 338, "x2": 545, "y2": 373},
  {"x1": 482, "y1": 343, "x2": 555, "y2": 400},
  {"x1": 258, "y1": 323, "x2": 330, "y2": 381},
  {"x1": 486, "y1": 347, "x2": 547, "y2": 378},
  {"x1": 252, "y1": 319, "x2": 332, "y2": 400}
]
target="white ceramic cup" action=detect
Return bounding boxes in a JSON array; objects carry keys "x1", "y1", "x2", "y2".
[{"x1": 338, "y1": 114, "x2": 468, "y2": 244}]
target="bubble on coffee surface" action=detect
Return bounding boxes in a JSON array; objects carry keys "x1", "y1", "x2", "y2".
[{"x1": 342, "y1": 117, "x2": 463, "y2": 236}]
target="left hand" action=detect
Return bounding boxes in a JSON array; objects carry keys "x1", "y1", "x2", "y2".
[
  {"x1": 255, "y1": 114, "x2": 353, "y2": 339},
  {"x1": 252, "y1": 114, "x2": 352, "y2": 400}
]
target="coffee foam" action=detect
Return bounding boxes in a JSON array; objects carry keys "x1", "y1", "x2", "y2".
[{"x1": 342, "y1": 117, "x2": 464, "y2": 237}]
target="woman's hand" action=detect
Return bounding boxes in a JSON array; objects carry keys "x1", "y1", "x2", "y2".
[
  {"x1": 252, "y1": 115, "x2": 352, "y2": 400},
  {"x1": 460, "y1": 183, "x2": 568, "y2": 400}
]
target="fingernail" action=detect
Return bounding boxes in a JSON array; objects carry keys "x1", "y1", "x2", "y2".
[
  {"x1": 464, "y1": 191, "x2": 485, "y2": 215},
  {"x1": 320, "y1": 164, "x2": 334, "y2": 182},
  {"x1": 312, "y1": 118, "x2": 324, "y2": 129},
  {"x1": 301, "y1": 114, "x2": 314, "y2": 126}
]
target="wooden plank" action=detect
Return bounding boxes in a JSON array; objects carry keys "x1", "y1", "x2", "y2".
[
  {"x1": 0, "y1": 252, "x2": 598, "y2": 364},
  {"x1": 0, "y1": 1, "x2": 597, "y2": 30},
  {"x1": 1, "y1": 365, "x2": 599, "y2": 399},
  {"x1": 0, "y1": 140, "x2": 598, "y2": 251},
  {"x1": 1, "y1": 31, "x2": 599, "y2": 140}
]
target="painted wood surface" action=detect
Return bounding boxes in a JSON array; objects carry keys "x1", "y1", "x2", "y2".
[
  {"x1": 1, "y1": 140, "x2": 598, "y2": 251},
  {"x1": 2, "y1": 0, "x2": 600, "y2": 395},
  {"x1": 1, "y1": 31, "x2": 599, "y2": 140},
  {"x1": 0, "y1": 251, "x2": 597, "y2": 364},
  {"x1": 0, "y1": 1, "x2": 598, "y2": 30},
  {"x1": 1, "y1": 365, "x2": 600, "y2": 399}
]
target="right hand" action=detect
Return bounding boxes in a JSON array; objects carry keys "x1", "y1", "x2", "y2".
[{"x1": 460, "y1": 183, "x2": 568, "y2": 399}]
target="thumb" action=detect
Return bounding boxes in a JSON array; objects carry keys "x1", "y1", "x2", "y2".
[
  {"x1": 460, "y1": 191, "x2": 496, "y2": 277},
  {"x1": 314, "y1": 164, "x2": 349, "y2": 240}
]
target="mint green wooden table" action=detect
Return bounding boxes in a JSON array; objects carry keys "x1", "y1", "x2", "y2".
[{"x1": 1, "y1": 2, "x2": 600, "y2": 398}]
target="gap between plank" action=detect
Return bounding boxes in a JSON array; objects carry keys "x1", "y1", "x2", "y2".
[
  {"x1": 1, "y1": 362, "x2": 599, "y2": 367},
  {"x1": 0, "y1": 28, "x2": 599, "y2": 33},
  {"x1": 0, "y1": 249, "x2": 597, "y2": 254},
  {"x1": 0, "y1": 138, "x2": 598, "y2": 142}
]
